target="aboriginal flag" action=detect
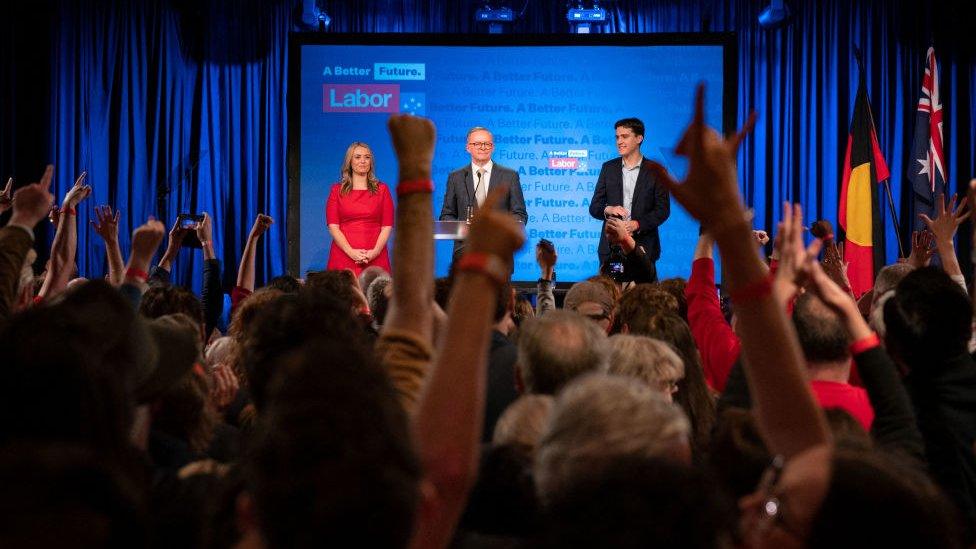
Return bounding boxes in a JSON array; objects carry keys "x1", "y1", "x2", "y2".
[{"x1": 839, "y1": 64, "x2": 889, "y2": 298}]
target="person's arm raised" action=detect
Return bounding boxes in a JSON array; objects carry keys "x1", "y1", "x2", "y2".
[
  {"x1": 91, "y1": 205, "x2": 125, "y2": 286},
  {"x1": 920, "y1": 193, "x2": 969, "y2": 280},
  {"x1": 0, "y1": 167, "x2": 54, "y2": 320},
  {"x1": 237, "y1": 213, "x2": 273, "y2": 292},
  {"x1": 412, "y1": 184, "x2": 525, "y2": 549},
  {"x1": 649, "y1": 84, "x2": 829, "y2": 458},
  {"x1": 39, "y1": 171, "x2": 91, "y2": 300},
  {"x1": 119, "y1": 218, "x2": 166, "y2": 309},
  {"x1": 153, "y1": 218, "x2": 188, "y2": 282}
]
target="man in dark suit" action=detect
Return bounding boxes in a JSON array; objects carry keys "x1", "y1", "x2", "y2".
[
  {"x1": 588, "y1": 118, "x2": 670, "y2": 281},
  {"x1": 439, "y1": 126, "x2": 527, "y2": 258}
]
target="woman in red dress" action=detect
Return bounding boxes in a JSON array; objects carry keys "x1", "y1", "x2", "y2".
[{"x1": 326, "y1": 142, "x2": 394, "y2": 275}]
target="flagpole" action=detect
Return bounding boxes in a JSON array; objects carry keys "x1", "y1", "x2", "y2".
[
  {"x1": 882, "y1": 181, "x2": 905, "y2": 257},
  {"x1": 854, "y1": 45, "x2": 905, "y2": 258}
]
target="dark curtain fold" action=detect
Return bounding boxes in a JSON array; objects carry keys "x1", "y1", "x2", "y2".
[
  {"x1": 45, "y1": 0, "x2": 290, "y2": 293},
  {"x1": 2, "y1": 0, "x2": 974, "y2": 288}
]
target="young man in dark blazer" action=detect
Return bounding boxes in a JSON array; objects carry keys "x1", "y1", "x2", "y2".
[
  {"x1": 588, "y1": 118, "x2": 670, "y2": 281},
  {"x1": 439, "y1": 126, "x2": 527, "y2": 258}
]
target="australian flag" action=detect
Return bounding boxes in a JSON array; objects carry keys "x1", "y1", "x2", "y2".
[{"x1": 909, "y1": 47, "x2": 946, "y2": 229}]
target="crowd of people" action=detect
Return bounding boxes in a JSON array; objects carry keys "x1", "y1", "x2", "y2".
[{"x1": 1, "y1": 86, "x2": 975, "y2": 548}]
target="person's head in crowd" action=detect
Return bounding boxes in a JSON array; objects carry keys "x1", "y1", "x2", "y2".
[
  {"x1": 792, "y1": 293, "x2": 852, "y2": 379},
  {"x1": 823, "y1": 408, "x2": 872, "y2": 453},
  {"x1": 871, "y1": 263, "x2": 913, "y2": 309},
  {"x1": 305, "y1": 269, "x2": 368, "y2": 314},
  {"x1": 738, "y1": 445, "x2": 964, "y2": 549},
  {"x1": 515, "y1": 309, "x2": 610, "y2": 395},
  {"x1": 535, "y1": 374, "x2": 691, "y2": 504},
  {"x1": 0, "y1": 283, "x2": 147, "y2": 460},
  {"x1": 512, "y1": 291, "x2": 535, "y2": 328},
  {"x1": 226, "y1": 288, "x2": 285, "y2": 388},
  {"x1": 139, "y1": 314, "x2": 216, "y2": 460},
  {"x1": 563, "y1": 280, "x2": 615, "y2": 332},
  {"x1": 804, "y1": 450, "x2": 963, "y2": 548},
  {"x1": 637, "y1": 312, "x2": 716, "y2": 455},
  {"x1": 60, "y1": 280, "x2": 157, "y2": 398},
  {"x1": 612, "y1": 283, "x2": 679, "y2": 334},
  {"x1": 458, "y1": 444, "x2": 541, "y2": 540},
  {"x1": 606, "y1": 334, "x2": 685, "y2": 402},
  {"x1": 228, "y1": 288, "x2": 284, "y2": 342},
  {"x1": 0, "y1": 443, "x2": 147, "y2": 547},
  {"x1": 140, "y1": 284, "x2": 205, "y2": 341},
  {"x1": 266, "y1": 275, "x2": 302, "y2": 294},
  {"x1": 358, "y1": 265, "x2": 387, "y2": 297},
  {"x1": 493, "y1": 281, "x2": 515, "y2": 328},
  {"x1": 66, "y1": 276, "x2": 89, "y2": 292},
  {"x1": 241, "y1": 288, "x2": 369, "y2": 412},
  {"x1": 205, "y1": 336, "x2": 238, "y2": 373},
  {"x1": 883, "y1": 266, "x2": 971, "y2": 370},
  {"x1": 492, "y1": 395, "x2": 555, "y2": 456},
  {"x1": 707, "y1": 408, "x2": 771, "y2": 500},
  {"x1": 541, "y1": 456, "x2": 735, "y2": 549},
  {"x1": 366, "y1": 275, "x2": 392, "y2": 329},
  {"x1": 657, "y1": 277, "x2": 689, "y2": 321},
  {"x1": 585, "y1": 274, "x2": 622, "y2": 308},
  {"x1": 243, "y1": 338, "x2": 419, "y2": 547}
]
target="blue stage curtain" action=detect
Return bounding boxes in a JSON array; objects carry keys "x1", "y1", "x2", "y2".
[
  {"x1": 48, "y1": 0, "x2": 290, "y2": 292},
  {"x1": 39, "y1": 0, "x2": 975, "y2": 287}
]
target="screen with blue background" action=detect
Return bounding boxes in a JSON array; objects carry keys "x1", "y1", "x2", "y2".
[{"x1": 298, "y1": 41, "x2": 725, "y2": 281}]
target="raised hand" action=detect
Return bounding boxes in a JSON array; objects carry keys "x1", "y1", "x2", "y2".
[
  {"x1": 129, "y1": 218, "x2": 166, "y2": 269},
  {"x1": 195, "y1": 212, "x2": 213, "y2": 243},
  {"x1": 919, "y1": 193, "x2": 969, "y2": 245},
  {"x1": 388, "y1": 114, "x2": 435, "y2": 181},
  {"x1": 605, "y1": 216, "x2": 636, "y2": 252},
  {"x1": 648, "y1": 84, "x2": 757, "y2": 233},
  {"x1": 167, "y1": 217, "x2": 190, "y2": 248},
  {"x1": 752, "y1": 230, "x2": 770, "y2": 246},
  {"x1": 773, "y1": 202, "x2": 823, "y2": 303},
  {"x1": 0, "y1": 177, "x2": 13, "y2": 214},
  {"x1": 91, "y1": 205, "x2": 121, "y2": 243},
  {"x1": 9, "y1": 166, "x2": 55, "y2": 228},
  {"x1": 62, "y1": 171, "x2": 92, "y2": 209},
  {"x1": 536, "y1": 241, "x2": 558, "y2": 271},
  {"x1": 249, "y1": 213, "x2": 274, "y2": 238},
  {"x1": 209, "y1": 363, "x2": 240, "y2": 411},
  {"x1": 905, "y1": 230, "x2": 935, "y2": 269}
]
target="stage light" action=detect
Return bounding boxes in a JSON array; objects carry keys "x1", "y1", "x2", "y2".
[
  {"x1": 566, "y1": 1, "x2": 607, "y2": 34},
  {"x1": 474, "y1": 3, "x2": 515, "y2": 34},
  {"x1": 298, "y1": 0, "x2": 331, "y2": 32},
  {"x1": 758, "y1": 0, "x2": 791, "y2": 29}
]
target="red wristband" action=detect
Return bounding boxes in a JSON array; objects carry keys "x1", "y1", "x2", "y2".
[
  {"x1": 63, "y1": 207, "x2": 77, "y2": 215},
  {"x1": 850, "y1": 332, "x2": 881, "y2": 355},
  {"x1": 397, "y1": 179, "x2": 434, "y2": 196},
  {"x1": 728, "y1": 273, "x2": 774, "y2": 304},
  {"x1": 125, "y1": 267, "x2": 148, "y2": 282},
  {"x1": 457, "y1": 252, "x2": 508, "y2": 287}
]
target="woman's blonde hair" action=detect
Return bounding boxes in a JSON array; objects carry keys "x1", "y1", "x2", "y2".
[{"x1": 339, "y1": 141, "x2": 379, "y2": 195}]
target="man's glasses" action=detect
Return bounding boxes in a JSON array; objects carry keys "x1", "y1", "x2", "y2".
[{"x1": 468, "y1": 142, "x2": 494, "y2": 149}]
